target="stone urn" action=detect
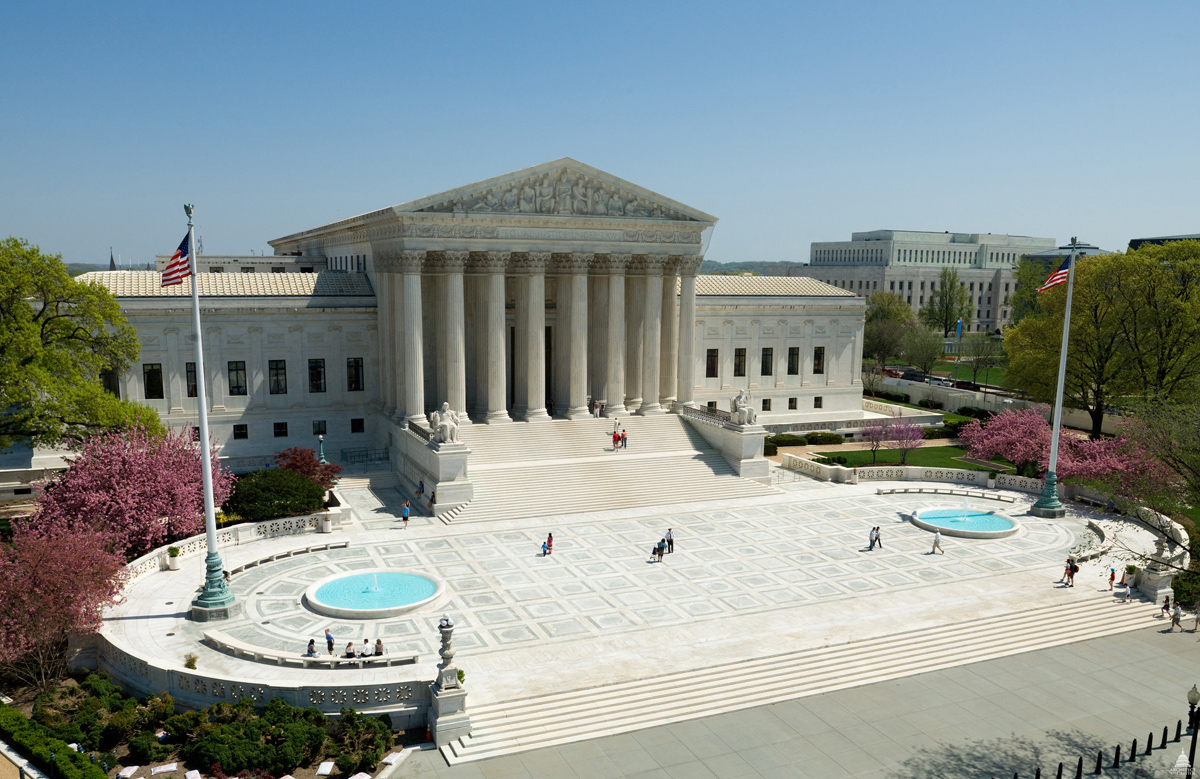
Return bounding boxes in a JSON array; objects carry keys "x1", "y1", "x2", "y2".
[
  {"x1": 319, "y1": 515, "x2": 332, "y2": 534},
  {"x1": 167, "y1": 547, "x2": 180, "y2": 571}
]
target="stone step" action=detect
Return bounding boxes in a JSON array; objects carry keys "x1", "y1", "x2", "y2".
[
  {"x1": 441, "y1": 598, "x2": 1159, "y2": 763},
  {"x1": 459, "y1": 415, "x2": 713, "y2": 466}
]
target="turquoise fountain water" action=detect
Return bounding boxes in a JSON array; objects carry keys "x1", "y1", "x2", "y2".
[{"x1": 313, "y1": 572, "x2": 436, "y2": 612}]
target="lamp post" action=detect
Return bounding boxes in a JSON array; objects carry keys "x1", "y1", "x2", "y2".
[
  {"x1": 317, "y1": 434, "x2": 327, "y2": 465},
  {"x1": 1187, "y1": 684, "x2": 1200, "y2": 777}
]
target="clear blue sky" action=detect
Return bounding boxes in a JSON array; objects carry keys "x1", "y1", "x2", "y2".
[{"x1": 2, "y1": 1, "x2": 1197, "y2": 266}]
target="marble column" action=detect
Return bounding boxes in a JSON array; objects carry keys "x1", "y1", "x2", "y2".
[
  {"x1": 587, "y1": 274, "x2": 608, "y2": 406},
  {"x1": 391, "y1": 274, "x2": 406, "y2": 419},
  {"x1": 441, "y1": 252, "x2": 469, "y2": 423},
  {"x1": 401, "y1": 252, "x2": 426, "y2": 423},
  {"x1": 638, "y1": 255, "x2": 666, "y2": 415},
  {"x1": 377, "y1": 272, "x2": 394, "y2": 416},
  {"x1": 675, "y1": 257, "x2": 701, "y2": 408},
  {"x1": 659, "y1": 258, "x2": 678, "y2": 408},
  {"x1": 624, "y1": 271, "x2": 644, "y2": 411},
  {"x1": 604, "y1": 254, "x2": 629, "y2": 417},
  {"x1": 521, "y1": 253, "x2": 551, "y2": 421},
  {"x1": 483, "y1": 252, "x2": 512, "y2": 423},
  {"x1": 565, "y1": 253, "x2": 591, "y2": 420}
]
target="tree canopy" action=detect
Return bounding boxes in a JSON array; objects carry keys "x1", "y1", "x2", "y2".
[
  {"x1": 865, "y1": 291, "x2": 912, "y2": 324},
  {"x1": 1004, "y1": 243, "x2": 1200, "y2": 437},
  {"x1": 902, "y1": 326, "x2": 944, "y2": 377},
  {"x1": 918, "y1": 268, "x2": 972, "y2": 336},
  {"x1": 958, "y1": 332, "x2": 1003, "y2": 386},
  {"x1": 1008, "y1": 257, "x2": 1048, "y2": 327},
  {"x1": 0, "y1": 237, "x2": 160, "y2": 451},
  {"x1": 864, "y1": 291, "x2": 912, "y2": 367}
]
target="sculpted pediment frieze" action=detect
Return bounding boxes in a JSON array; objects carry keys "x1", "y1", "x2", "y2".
[{"x1": 414, "y1": 168, "x2": 699, "y2": 222}]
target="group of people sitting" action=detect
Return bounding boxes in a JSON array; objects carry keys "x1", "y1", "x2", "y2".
[{"x1": 305, "y1": 637, "x2": 385, "y2": 659}]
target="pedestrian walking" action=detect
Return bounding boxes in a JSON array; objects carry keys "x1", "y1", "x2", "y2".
[
  {"x1": 1161, "y1": 595, "x2": 1172, "y2": 618},
  {"x1": 325, "y1": 628, "x2": 335, "y2": 655},
  {"x1": 1108, "y1": 567, "x2": 1116, "y2": 590},
  {"x1": 428, "y1": 491, "x2": 436, "y2": 513},
  {"x1": 546, "y1": 533, "x2": 553, "y2": 555},
  {"x1": 1122, "y1": 582, "x2": 1132, "y2": 603},
  {"x1": 1067, "y1": 559, "x2": 1078, "y2": 587},
  {"x1": 875, "y1": 526, "x2": 883, "y2": 549},
  {"x1": 613, "y1": 430, "x2": 621, "y2": 451},
  {"x1": 666, "y1": 529, "x2": 674, "y2": 554},
  {"x1": 401, "y1": 501, "x2": 410, "y2": 530},
  {"x1": 657, "y1": 538, "x2": 667, "y2": 562},
  {"x1": 931, "y1": 530, "x2": 944, "y2": 555},
  {"x1": 1171, "y1": 603, "x2": 1183, "y2": 631},
  {"x1": 416, "y1": 480, "x2": 425, "y2": 498},
  {"x1": 868, "y1": 527, "x2": 877, "y2": 551},
  {"x1": 621, "y1": 430, "x2": 628, "y2": 449},
  {"x1": 1060, "y1": 558, "x2": 1072, "y2": 583},
  {"x1": 542, "y1": 541, "x2": 548, "y2": 557}
]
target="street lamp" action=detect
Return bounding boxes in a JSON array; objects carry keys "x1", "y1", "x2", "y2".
[
  {"x1": 1187, "y1": 684, "x2": 1200, "y2": 777},
  {"x1": 317, "y1": 434, "x2": 327, "y2": 465}
]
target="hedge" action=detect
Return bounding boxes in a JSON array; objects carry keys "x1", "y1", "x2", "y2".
[
  {"x1": 867, "y1": 391, "x2": 908, "y2": 404},
  {"x1": 763, "y1": 442, "x2": 777, "y2": 456},
  {"x1": 766, "y1": 433, "x2": 808, "y2": 447},
  {"x1": 917, "y1": 399, "x2": 944, "y2": 410},
  {"x1": 225, "y1": 468, "x2": 326, "y2": 522},
  {"x1": 0, "y1": 706, "x2": 110, "y2": 779},
  {"x1": 805, "y1": 432, "x2": 845, "y2": 446}
]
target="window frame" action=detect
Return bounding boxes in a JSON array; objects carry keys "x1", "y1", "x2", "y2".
[
  {"x1": 760, "y1": 347, "x2": 773, "y2": 377},
  {"x1": 812, "y1": 346, "x2": 825, "y2": 375},
  {"x1": 312, "y1": 420, "x2": 327, "y2": 436},
  {"x1": 733, "y1": 348, "x2": 747, "y2": 378},
  {"x1": 185, "y1": 362, "x2": 198, "y2": 398},
  {"x1": 273, "y1": 422, "x2": 289, "y2": 438},
  {"x1": 269, "y1": 360, "x2": 288, "y2": 395},
  {"x1": 787, "y1": 346, "x2": 799, "y2": 376},
  {"x1": 308, "y1": 358, "x2": 327, "y2": 393},
  {"x1": 232, "y1": 424, "x2": 249, "y2": 440},
  {"x1": 705, "y1": 348, "x2": 719, "y2": 378},
  {"x1": 142, "y1": 363, "x2": 164, "y2": 400},
  {"x1": 350, "y1": 417, "x2": 365, "y2": 434},
  {"x1": 347, "y1": 358, "x2": 365, "y2": 392},
  {"x1": 228, "y1": 361, "x2": 248, "y2": 396}
]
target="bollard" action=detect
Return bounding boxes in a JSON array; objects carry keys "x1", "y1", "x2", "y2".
[
  {"x1": 1075, "y1": 755, "x2": 1083, "y2": 778},
  {"x1": 1055, "y1": 762, "x2": 1063, "y2": 779},
  {"x1": 1035, "y1": 767, "x2": 1041, "y2": 778},
  {"x1": 1164, "y1": 725, "x2": 1170, "y2": 748},
  {"x1": 1178, "y1": 719, "x2": 1184, "y2": 742},
  {"x1": 1095, "y1": 749, "x2": 1103, "y2": 775},
  {"x1": 1113, "y1": 744, "x2": 1121, "y2": 768},
  {"x1": 1130, "y1": 738, "x2": 1137, "y2": 761},
  {"x1": 1147, "y1": 732, "x2": 1153, "y2": 755}
]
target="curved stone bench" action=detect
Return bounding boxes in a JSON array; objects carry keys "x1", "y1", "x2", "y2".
[
  {"x1": 202, "y1": 628, "x2": 418, "y2": 669},
  {"x1": 227, "y1": 541, "x2": 351, "y2": 575},
  {"x1": 875, "y1": 487, "x2": 1015, "y2": 503}
]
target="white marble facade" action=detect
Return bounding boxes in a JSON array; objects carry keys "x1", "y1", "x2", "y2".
[{"x1": 87, "y1": 160, "x2": 866, "y2": 465}]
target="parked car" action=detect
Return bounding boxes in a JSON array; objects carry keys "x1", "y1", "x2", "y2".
[
  {"x1": 900, "y1": 371, "x2": 927, "y2": 383},
  {"x1": 884, "y1": 369, "x2": 903, "y2": 378},
  {"x1": 953, "y1": 380, "x2": 980, "y2": 391},
  {"x1": 931, "y1": 377, "x2": 953, "y2": 387}
]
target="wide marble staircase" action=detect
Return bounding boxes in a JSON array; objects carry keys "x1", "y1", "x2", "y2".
[
  {"x1": 446, "y1": 415, "x2": 778, "y2": 523},
  {"x1": 441, "y1": 596, "x2": 1161, "y2": 764}
]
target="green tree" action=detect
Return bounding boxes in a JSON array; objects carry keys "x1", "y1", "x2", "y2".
[
  {"x1": 902, "y1": 326, "x2": 944, "y2": 378},
  {"x1": 958, "y1": 332, "x2": 1004, "y2": 387},
  {"x1": 918, "y1": 268, "x2": 973, "y2": 336},
  {"x1": 865, "y1": 291, "x2": 912, "y2": 324},
  {"x1": 1004, "y1": 254, "x2": 1134, "y2": 438},
  {"x1": 0, "y1": 237, "x2": 159, "y2": 451},
  {"x1": 1008, "y1": 256, "x2": 1048, "y2": 327}
]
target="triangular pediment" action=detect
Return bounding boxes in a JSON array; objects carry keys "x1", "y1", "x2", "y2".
[{"x1": 391, "y1": 158, "x2": 716, "y2": 224}]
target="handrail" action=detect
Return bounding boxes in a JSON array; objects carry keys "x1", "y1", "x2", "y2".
[
  {"x1": 679, "y1": 405, "x2": 729, "y2": 426},
  {"x1": 406, "y1": 422, "x2": 432, "y2": 443}
]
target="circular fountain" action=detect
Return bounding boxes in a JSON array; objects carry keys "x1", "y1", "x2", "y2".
[
  {"x1": 303, "y1": 569, "x2": 445, "y2": 619},
  {"x1": 912, "y1": 498, "x2": 1021, "y2": 539}
]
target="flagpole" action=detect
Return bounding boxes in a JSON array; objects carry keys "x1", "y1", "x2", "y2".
[
  {"x1": 184, "y1": 204, "x2": 237, "y2": 620},
  {"x1": 1031, "y1": 237, "x2": 1078, "y2": 518}
]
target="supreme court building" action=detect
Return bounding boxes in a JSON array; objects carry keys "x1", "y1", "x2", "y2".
[{"x1": 70, "y1": 160, "x2": 869, "y2": 495}]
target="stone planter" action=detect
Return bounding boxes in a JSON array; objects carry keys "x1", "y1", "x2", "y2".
[
  {"x1": 167, "y1": 556, "x2": 180, "y2": 571},
  {"x1": 987, "y1": 478, "x2": 996, "y2": 489},
  {"x1": 319, "y1": 516, "x2": 332, "y2": 534}
]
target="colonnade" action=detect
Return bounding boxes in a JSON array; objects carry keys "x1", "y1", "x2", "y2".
[{"x1": 375, "y1": 250, "x2": 703, "y2": 425}]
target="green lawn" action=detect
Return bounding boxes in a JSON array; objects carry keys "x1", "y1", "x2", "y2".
[
  {"x1": 811, "y1": 445, "x2": 1010, "y2": 472},
  {"x1": 934, "y1": 359, "x2": 1011, "y2": 388}
]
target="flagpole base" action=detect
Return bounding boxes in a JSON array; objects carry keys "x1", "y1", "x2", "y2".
[
  {"x1": 189, "y1": 551, "x2": 239, "y2": 621},
  {"x1": 1030, "y1": 471, "x2": 1067, "y2": 518}
]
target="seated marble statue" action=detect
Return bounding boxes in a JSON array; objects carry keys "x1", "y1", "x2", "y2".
[
  {"x1": 730, "y1": 389, "x2": 757, "y2": 425},
  {"x1": 428, "y1": 402, "x2": 460, "y2": 443}
]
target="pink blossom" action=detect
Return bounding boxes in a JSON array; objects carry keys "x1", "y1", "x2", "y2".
[
  {"x1": 890, "y1": 415, "x2": 924, "y2": 464},
  {"x1": 27, "y1": 426, "x2": 234, "y2": 558},
  {"x1": 959, "y1": 407, "x2": 1051, "y2": 474}
]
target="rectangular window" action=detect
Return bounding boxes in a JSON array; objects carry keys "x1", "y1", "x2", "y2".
[
  {"x1": 907, "y1": 295, "x2": 912, "y2": 304},
  {"x1": 142, "y1": 364, "x2": 164, "y2": 399},
  {"x1": 271, "y1": 266, "x2": 285, "y2": 273},
  {"x1": 351, "y1": 418, "x2": 365, "y2": 434},
  {"x1": 787, "y1": 346, "x2": 799, "y2": 375},
  {"x1": 761, "y1": 398, "x2": 771, "y2": 411},
  {"x1": 273, "y1": 422, "x2": 288, "y2": 438},
  {"x1": 269, "y1": 360, "x2": 287, "y2": 394},
  {"x1": 228, "y1": 361, "x2": 247, "y2": 396},
  {"x1": 919, "y1": 296, "x2": 924, "y2": 305},
  {"x1": 814, "y1": 396, "x2": 823, "y2": 409},
  {"x1": 908, "y1": 281, "x2": 913, "y2": 290},
  {"x1": 920, "y1": 281, "x2": 925, "y2": 291},
  {"x1": 210, "y1": 266, "x2": 224, "y2": 273},
  {"x1": 100, "y1": 369, "x2": 120, "y2": 398},
  {"x1": 308, "y1": 359, "x2": 326, "y2": 393},
  {"x1": 733, "y1": 348, "x2": 747, "y2": 377},
  {"x1": 706, "y1": 401, "x2": 717, "y2": 410},
  {"x1": 232, "y1": 424, "x2": 248, "y2": 440},
  {"x1": 705, "y1": 348, "x2": 719, "y2": 378},
  {"x1": 788, "y1": 397, "x2": 797, "y2": 410},
  {"x1": 889, "y1": 281, "x2": 895, "y2": 291},
  {"x1": 241, "y1": 267, "x2": 255, "y2": 273},
  {"x1": 186, "y1": 362, "x2": 198, "y2": 398},
  {"x1": 300, "y1": 267, "x2": 314, "y2": 273},
  {"x1": 312, "y1": 420, "x2": 327, "y2": 436},
  {"x1": 813, "y1": 347, "x2": 825, "y2": 375},
  {"x1": 761, "y1": 348, "x2": 773, "y2": 376},
  {"x1": 347, "y1": 358, "x2": 364, "y2": 392}
]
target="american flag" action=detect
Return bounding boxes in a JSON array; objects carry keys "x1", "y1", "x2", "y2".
[
  {"x1": 1037, "y1": 254, "x2": 1073, "y2": 293},
  {"x1": 161, "y1": 232, "x2": 192, "y2": 287}
]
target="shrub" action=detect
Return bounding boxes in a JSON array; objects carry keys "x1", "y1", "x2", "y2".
[
  {"x1": 179, "y1": 698, "x2": 327, "y2": 777},
  {"x1": 1172, "y1": 571, "x2": 1200, "y2": 610},
  {"x1": 273, "y1": 448, "x2": 343, "y2": 491},
  {"x1": 767, "y1": 433, "x2": 808, "y2": 447},
  {"x1": 805, "y1": 432, "x2": 844, "y2": 446},
  {"x1": 868, "y1": 390, "x2": 908, "y2": 404},
  {"x1": 127, "y1": 731, "x2": 171, "y2": 764},
  {"x1": 917, "y1": 398, "x2": 944, "y2": 410},
  {"x1": 331, "y1": 708, "x2": 391, "y2": 775},
  {"x1": 225, "y1": 468, "x2": 326, "y2": 522},
  {"x1": 183, "y1": 652, "x2": 198, "y2": 670},
  {"x1": 0, "y1": 706, "x2": 109, "y2": 779},
  {"x1": 956, "y1": 406, "x2": 994, "y2": 420},
  {"x1": 814, "y1": 455, "x2": 849, "y2": 466},
  {"x1": 763, "y1": 442, "x2": 777, "y2": 456}
]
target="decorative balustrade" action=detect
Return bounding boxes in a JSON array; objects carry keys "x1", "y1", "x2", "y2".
[
  {"x1": 406, "y1": 422, "x2": 433, "y2": 443},
  {"x1": 679, "y1": 404, "x2": 730, "y2": 426}
]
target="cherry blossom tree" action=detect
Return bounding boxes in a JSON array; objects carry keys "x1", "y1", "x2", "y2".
[
  {"x1": 958, "y1": 406, "x2": 1051, "y2": 477},
  {"x1": 861, "y1": 419, "x2": 891, "y2": 463},
  {"x1": 0, "y1": 521, "x2": 124, "y2": 688},
  {"x1": 274, "y1": 447, "x2": 343, "y2": 491},
  {"x1": 891, "y1": 417, "x2": 924, "y2": 464},
  {"x1": 30, "y1": 426, "x2": 234, "y2": 558}
]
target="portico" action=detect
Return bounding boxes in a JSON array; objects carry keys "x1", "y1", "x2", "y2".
[{"x1": 269, "y1": 159, "x2": 715, "y2": 426}]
